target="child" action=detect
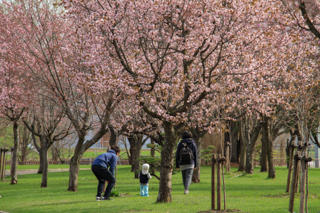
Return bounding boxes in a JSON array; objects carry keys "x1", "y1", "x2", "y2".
[{"x1": 139, "y1": 163, "x2": 151, "y2": 197}]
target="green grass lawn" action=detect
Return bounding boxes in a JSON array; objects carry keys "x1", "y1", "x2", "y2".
[{"x1": 1, "y1": 166, "x2": 320, "y2": 213}]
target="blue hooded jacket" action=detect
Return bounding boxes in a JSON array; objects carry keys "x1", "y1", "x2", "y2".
[{"x1": 92, "y1": 150, "x2": 118, "y2": 176}]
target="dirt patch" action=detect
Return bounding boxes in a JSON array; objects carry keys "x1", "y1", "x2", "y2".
[
  {"x1": 263, "y1": 193, "x2": 288, "y2": 198},
  {"x1": 199, "y1": 209, "x2": 241, "y2": 213},
  {"x1": 119, "y1": 193, "x2": 130, "y2": 197}
]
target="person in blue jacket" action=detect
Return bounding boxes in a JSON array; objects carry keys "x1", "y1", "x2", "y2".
[
  {"x1": 175, "y1": 131, "x2": 198, "y2": 194},
  {"x1": 91, "y1": 145, "x2": 120, "y2": 201}
]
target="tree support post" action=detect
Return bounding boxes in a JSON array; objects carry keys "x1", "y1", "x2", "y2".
[
  {"x1": 211, "y1": 154, "x2": 216, "y2": 210},
  {"x1": 217, "y1": 154, "x2": 221, "y2": 210},
  {"x1": 0, "y1": 149, "x2": 4, "y2": 180},
  {"x1": 221, "y1": 156, "x2": 227, "y2": 210},
  {"x1": 300, "y1": 156, "x2": 312, "y2": 213},
  {"x1": 289, "y1": 154, "x2": 301, "y2": 213},
  {"x1": 286, "y1": 144, "x2": 296, "y2": 192},
  {"x1": 225, "y1": 142, "x2": 231, "y2": 172},
  {"x1": 0, "y1": 149, "x2": 3, "y2": 180},
  {"x1": 0, "y1": 149, "x2": 8, "y2": 181}
]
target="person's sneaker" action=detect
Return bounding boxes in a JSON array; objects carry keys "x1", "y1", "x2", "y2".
[
  {"x1": 184, "y1": 190, "x2": 189, "y2": 194},
  {"x1": 96, "y1": 196, "x2": 102, "y2": 201}
]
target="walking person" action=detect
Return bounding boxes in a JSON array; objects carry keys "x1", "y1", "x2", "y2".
[
  {"x1": 175, "y1": 131, "x2": 198, "y2": 194},
  {"x1": 139, "y1": 163, "x2": 152, "y2": 197},
  {"x1": 91, "y1": 145, "x2": 120, "y2": 201}
]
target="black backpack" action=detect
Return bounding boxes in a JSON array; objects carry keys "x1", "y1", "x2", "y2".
[{"x1": 179, "y1": 142, "x2": 194, "y2": 165}]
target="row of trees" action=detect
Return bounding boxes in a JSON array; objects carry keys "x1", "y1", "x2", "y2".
[{"x1": 0, "y1": 0, "x2": 320, "y2": 208}]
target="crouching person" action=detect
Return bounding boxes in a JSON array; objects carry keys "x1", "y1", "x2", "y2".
[{"x1": 91, "y1": 145, "x2": 120, "y2": 201}]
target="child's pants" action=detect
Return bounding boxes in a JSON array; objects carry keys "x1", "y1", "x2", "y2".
[{"x1": 140, "y1": 184, "x2": 149, "y2": 196}]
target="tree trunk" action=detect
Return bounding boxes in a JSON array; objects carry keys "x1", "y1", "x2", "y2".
[
  {"x1": 230, "y1": 121, "x2": 240, "y2": 163},
  {"x1": 192, "y1": 137, "x2": 201, "y2": 183},
  {"x1": 109, "y1": 126, "x2": 117, "y2": 147},
  {"x1": 68, "y1": 144, "x2": 83, "y2": 191},
  {"x1": 260, "y1": 131, "x2": 268, "y2": 172},
  {"x1": 19, "y1": 125, "x2": 30, "y2": 165},
  {"x1": 267, "y1": 134, "x2": 275, "y2": 178},
  {"x1": 40, "y1": 139, "x2": 49, "y2": 187},
  {"x1": 128, "y1": 135, "x2": 143, "y2": 178},
  {"x1": 190, "y1": 127, "x2": 205, "y2": 183},
  {"x1": 298, "y1": 120, "x2": 309, "y2": 213},
  {"x1": 51, "y1": 145, "x2": 59, "y2": 163},
  {"x1": 10, "y1": 121, "x2": 18, "y2": 184},
  {"x1": 262, "y1": 117, "x2": 275, "y2": 178},
  {"x1": 245, "y1": 140, "x2": 255, "y2": 174},
  {"x1": 238, "y1": 128, "x2": 246, "y2": 171},
  {"x1": 150, "y1": 139, "x2": 156, "y2": 175},
  {"x1": 245, "y1": 120, "x2": 262, "y2": 174},
  {"x1": 38, "y1": 149, "x2": 44, "y2": 174},
  {"x1": 156, "y1": 123, "x2": 177, "y2": 203},
  {"x1": 151, "y1": 139, "x2": 155, "y2": 157},
  {"x1": 286, "y1": 141, "x2": 295, "y2": 192},
  {"x1": 238, "y1": 121, "x2": 248, "y2": 171}
]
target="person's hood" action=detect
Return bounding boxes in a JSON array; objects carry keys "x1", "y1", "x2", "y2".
[
  {"x1": 182, "y1": 138, "x2": 193, "y2": 144},
  {"x1": 142, "y1": 163, "x2": 150, "y2": 175}
]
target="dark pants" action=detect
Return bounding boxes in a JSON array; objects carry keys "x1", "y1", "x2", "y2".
[{"x1": 91, "y1": 165, "x2": 115, "y2": 198}]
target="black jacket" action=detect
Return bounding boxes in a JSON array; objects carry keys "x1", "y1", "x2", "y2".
[
  {"x1": 175, "y1": 138, "x2": 198, "y2": 168},
  {"x1": 139, "y1": 171, "x2": 150, "y2": 184}
]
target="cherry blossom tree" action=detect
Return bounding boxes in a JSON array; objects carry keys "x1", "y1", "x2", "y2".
[
  {"x1": 0, "y1": 4, "x2": 33, "y2": 184},
  {"x1": 64, "y1": 0, "x2": 286, "y2": 202},
  {"x1": 0, "y1": 0, "x2": 127, "y2": 191},
  {"x1": 262, "y1": 1, "x2": 320, "y2": 211},
  {"x1": 23, "y1": 95, "x2": 71, "y2": 188}
]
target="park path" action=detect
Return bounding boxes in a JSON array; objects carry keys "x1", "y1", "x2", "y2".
[{"x1": 4, "y1": 168, "x2": 90, "y2": 176}]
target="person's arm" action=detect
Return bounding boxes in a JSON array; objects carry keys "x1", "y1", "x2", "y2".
[
  {"x1": 175, "y1": 142, "x2": 181, "y2": 168},
  {"x1": 109, "y1": 155, "x2": 117, "y2": 176}
]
